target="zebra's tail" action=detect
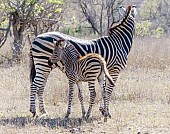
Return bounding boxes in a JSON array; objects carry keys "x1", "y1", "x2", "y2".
[
  {"x1": 29, "y1": 45, "x2": 36, "y2": 83},
  {"x1": 103, "y1": 65, "x2": 115, "y2": 86}
]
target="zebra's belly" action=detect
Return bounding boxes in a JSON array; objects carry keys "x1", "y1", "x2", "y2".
[
  {"x1": 76, "y1": 72, "x2": 100, "y2": 82},
  {"x1": 76, "y1": 77, "x2": 97, "y2": 82}
]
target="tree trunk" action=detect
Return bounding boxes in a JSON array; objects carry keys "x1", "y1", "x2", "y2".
[{"x1": 11, "y1": 11, "x2": 25, "y2": 63}]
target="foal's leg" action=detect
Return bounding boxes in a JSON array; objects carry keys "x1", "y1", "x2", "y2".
[
  {"x1": 86, "y1": 81, "x2": 96, "y2": 119},
  {"x1": 65, "y1": 80, "x2": 75, "y2": 118},
  {"x1": 98, "y1": 73, "x2": 107, "y2": 116},
  {"x1": 98, "y1": 73, "x2": 106, "y2": 114},
  {"x1": 77, "y1": 82, "x2": 86, "y2": 118}
]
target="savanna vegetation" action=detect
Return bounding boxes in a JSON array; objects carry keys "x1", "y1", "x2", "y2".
[{"x1": 0, "y1": 0, "x2": 170, "y2": 133}]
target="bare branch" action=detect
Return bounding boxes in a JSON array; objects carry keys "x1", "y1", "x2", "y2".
[
  {"x1": 7, "y1": 0, "x2": 17, "y2": 8},
  {"x1": 78, "y1": 0, "x2": 100, "y2": 35}
]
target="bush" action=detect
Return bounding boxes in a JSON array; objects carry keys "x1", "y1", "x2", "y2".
[
  {"x1": 135, "y1": 21, "x2": 164, "y2": 38},
  {"x1": 135, "y1": 21, "x2": 152, "y2": 37},
  {"x1": 151, "y1": 27, "x2": 164, "y2": 38}
]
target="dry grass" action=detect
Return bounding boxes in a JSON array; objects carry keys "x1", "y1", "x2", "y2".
[{"x1": 0, "y1": 37, "x2": 170, "y2": 133}]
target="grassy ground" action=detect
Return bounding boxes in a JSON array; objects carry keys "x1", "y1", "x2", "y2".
[{"x1": 0, "y1": 37, "x2": 170, "y2": 133}]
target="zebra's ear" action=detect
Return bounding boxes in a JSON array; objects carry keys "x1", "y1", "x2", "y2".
[
  {"x1": 131, "y1": 5, "x2": 137, "y2": 17},
  {"x1": 118, "y1": 6, "x2": 126, "y2": 16}
]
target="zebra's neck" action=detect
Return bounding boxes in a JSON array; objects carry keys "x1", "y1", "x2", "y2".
[
  {"x1": 108, "y1": 16, "x2": 135, "y2": 56},
  {"x1": 62, "y1": 45, "x2": 79, "y2": 67}
]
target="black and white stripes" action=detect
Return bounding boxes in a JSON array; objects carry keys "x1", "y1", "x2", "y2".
[{"x1": 29, "y1": 5, "x2": 137, "y2": 120}]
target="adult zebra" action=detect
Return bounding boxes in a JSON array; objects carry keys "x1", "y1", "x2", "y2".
[
  {"x1": 48, "y1": 39, "x2": 115, "y2": 121},
  {"x1": 30, "y1": 5, "x2": 137, "y2": 118}
]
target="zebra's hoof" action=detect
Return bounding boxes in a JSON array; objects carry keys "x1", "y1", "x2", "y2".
[
  {"x1": 30, "y1": 109, "x2": 36, "y2": 117},
  {"x1": 108, "y1": 113, "x2": 111, "y2": 118},
  {"x1": 38, "y1": 113, "x2": 48, "y2": 119},
  {"x1": 64, "y1": 114, "x2": 69, "y2": 119},
  {"x1": 99, "y1": 107, "x2": 111, "y2": 121},
  {"x1": 104, "y1": 116, "x2": 107, "y2": 122},
  {"x1": 32, "y1": 112, "x2": 36, "y2": 117},
  {"x1": 99, "y1": 107, "x2": 105, "y2": 116},
  {"x1": 82, "y1": 115, "x2": 86, "y2": 120},
  {"x1": 82, "y1": 111, "x2": 86, "y2": 118},
  {"x1": 85, "y1": 114, "x2": 90, "y2": 121},
  {"x1": 82, "y1": 117, "x2": 86, "y2": 121}
]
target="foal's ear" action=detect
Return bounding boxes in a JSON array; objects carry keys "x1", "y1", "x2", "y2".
[
  {"x1": 58, "y1": 39, "x2": 65, "y2": 44},
  {"x1": 53, "y1": 39, "x2": 65, "y2": 47},
  {"x1": 53, "y1": 39, "x2": 57, "y2": 45}
]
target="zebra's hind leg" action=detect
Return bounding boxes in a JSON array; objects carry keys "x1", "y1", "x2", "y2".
[
  {"x1": 30, "y1": 83, "x2": 37, "y2": 117},
  {"x1": 32, "y1": 68, "x2": 50, "y2": 118},
  {"x1": 102, "y1": 82, "x2": 115, "y2": 121},
  {"x1": 98, "y1": 72, "x2": 106, "y2": 116},
  {"x1": 65, "y1": 80, "x2": 75, "y2": 119},
  {"x1": 85, "y1": 81, "x2": 96, "y2": 120},
  {"x1": 77, "y1": 82, "x2": 86, "y2": 118},
  {"x1": 37, "y1": 86, "x2": 48, "y2": 118}
]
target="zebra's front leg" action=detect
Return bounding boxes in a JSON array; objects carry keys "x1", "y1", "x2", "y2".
[
  {"x1": 86, "y1": 81, "x2": 96, "y2": 119},
  {"x1": 77, "y1": 82, "x2": 86, "y2": 118},
  {"x1": 65, "y1": 80, "x2": 75, "y2": 119}
]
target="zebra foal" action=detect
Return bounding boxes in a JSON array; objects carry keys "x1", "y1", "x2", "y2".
[{"x1": 48, "y1": 39, "x2": 114, "y2": 121}]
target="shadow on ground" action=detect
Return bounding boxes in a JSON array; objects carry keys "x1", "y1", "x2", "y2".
[{"x1": 0, "y1": 116, "x2": 99, "y2": 129}]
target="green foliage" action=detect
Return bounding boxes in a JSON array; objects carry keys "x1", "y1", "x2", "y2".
[
  {"x1": 33, "y1": 4, "x2": 44, "y2": 16},
  {"x1": 0, "y1": 3, "x2": 4, "y2": 9},
  {"x1": 1, "y1": 19, "x2": 8, "y2": 28},
  {"x1": 138, "y1": 0, "x2": 168, "y2": 37},
  {"x1": 48, "y1": 0, "x2": 64, "y2": 5},
  {"x1": 62, "y1": 27, "x2": 75, "y2": 35},
  {"x1": 135, "y1": 21, "x2": 164, "y2": 38},
  {"x1": 141, "y1": 0, "x2": 162, "y2": 19},
  {"x1": 61, "y1": 25, "x2": 95, "y2": 37},
  {"x1": 0, "y1": 0, "x2": 64, "y2": 17},
  {"x1": 55, "y1": 7, "x2": 62, "y2": 13},
  {"x1": 28, "y1": 0, "x2": 38, "y2": 5},
  {"x1": 33, "y1": 0, "x2": 64, "y2": 16},
  {"x1": 135, "y1": 21, "x2": 152, "y2": 37},
  {"x1": 48, "y1": 0, "x2": 64, "y2": 13},
  {"x1": 152, "y1": 27, "x2": 164, "y2": 38}
]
